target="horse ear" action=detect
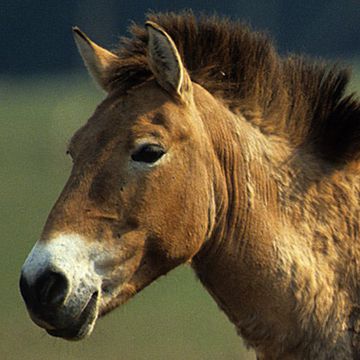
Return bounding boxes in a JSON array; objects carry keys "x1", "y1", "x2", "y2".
[
  {"x1": 72, "y1": 27, "x2": 119, "y2": 92},
  {"x1": 145, "y1": 21, "x2": 192, "y2": 102}
]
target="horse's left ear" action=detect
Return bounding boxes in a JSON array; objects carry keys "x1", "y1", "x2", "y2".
[
  {"x1": 146, "y1": 21, "x2": 192, "y2": 102},
  {"x1": 73, "y1": 27, "x2": 119, "y2": 92}
]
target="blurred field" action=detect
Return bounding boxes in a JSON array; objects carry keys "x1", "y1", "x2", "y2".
[{"x1": 1, "y1": 60, "x2": 359, "y2": 360}]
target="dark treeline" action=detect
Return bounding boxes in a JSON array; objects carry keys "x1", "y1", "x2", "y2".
[{"x1": 3, "y1": 0, "x2": 359, "y2": 75}]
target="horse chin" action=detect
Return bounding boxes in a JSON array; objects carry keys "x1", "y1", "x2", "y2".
[
  {"x1": 98, "y1": 282, "x2": 137, "y2": 318},
  {"x1": 46, "y1": 291, "x2": 99, "y2": 341},
  {"x1": 98, "y1": 263, "x2": 171, "y2": 318}
]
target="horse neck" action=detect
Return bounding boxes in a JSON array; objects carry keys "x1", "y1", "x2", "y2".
[
  {"x1": 191, "y1": 87, "x2": 360, "y2": 356},
  {"x1": 191, "y1": 89, "x2": 323, "y2": 348},
  {"x1": 193, "y1": 90, "x2": 287, "y2": 295}
]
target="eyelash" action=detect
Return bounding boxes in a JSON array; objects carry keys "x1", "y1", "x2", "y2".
[{"x1": 66, "y1": 149, "x2": 74, "y2": 159}]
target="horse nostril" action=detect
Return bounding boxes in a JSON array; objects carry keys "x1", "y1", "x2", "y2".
[
  {"x1": 19, "y1": 271, "x2": 34, "y2": 308},
  {"x1": 34, "y1": 270, "x2": 69, "y2": 306}
]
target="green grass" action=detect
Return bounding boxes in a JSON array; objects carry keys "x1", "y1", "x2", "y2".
[{"x1": 2, "y1": 61, "x2": 359, "y2": 360}]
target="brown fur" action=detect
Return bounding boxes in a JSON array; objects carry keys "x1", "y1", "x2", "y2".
[
  {"x1": 39, "y1": 12, "x2": 360, "y2": 359},
  {"x1": 110, "y1": 12, "x2": 360, "y2": 164}
]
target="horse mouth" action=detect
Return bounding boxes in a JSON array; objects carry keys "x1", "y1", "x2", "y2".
[{"x1": 47, "y1": 291, "x2": 99, "y2": 340}]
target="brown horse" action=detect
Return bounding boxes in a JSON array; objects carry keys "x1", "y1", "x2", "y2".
[{"x1": 20, "y1": 12, "x2": 360, "y2": 359}]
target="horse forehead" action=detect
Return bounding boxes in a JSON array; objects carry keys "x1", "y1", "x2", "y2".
[
  {"x1": 110, "y1": 81, "x2": 189, "y2": 120},
  {"x1": 72, "y1": 83, "x2": 191, "y2": 154}
]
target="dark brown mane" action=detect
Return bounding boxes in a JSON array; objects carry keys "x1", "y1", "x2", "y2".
[{"x1": 109, "y1": 12, "x2": 360, "y2": 163}]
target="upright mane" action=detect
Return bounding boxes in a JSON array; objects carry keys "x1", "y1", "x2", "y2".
[{"x1": 109, "y1": 12, "x2": 360, "y2": 164}]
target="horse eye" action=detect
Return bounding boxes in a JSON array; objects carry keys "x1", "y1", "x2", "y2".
[{"x1": 131, "y1": 144, "x2": 165, "y2": 163}]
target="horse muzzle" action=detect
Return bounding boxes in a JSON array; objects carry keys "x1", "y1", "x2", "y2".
[
  {"x1": 19, "y1": 269, "x2": 99, "y2": 340},
  {"x1": 19, "y1": 234, "x2": 103, "y2": 340}
]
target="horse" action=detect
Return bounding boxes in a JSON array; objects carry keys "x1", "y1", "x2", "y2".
[{"x1": 19, "y1": 12, "x2": 360, "y2": 359}]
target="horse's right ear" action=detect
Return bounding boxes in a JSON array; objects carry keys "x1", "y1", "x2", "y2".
[{"x1": 72, "y1": 27, "x2": 119, "y2": 92}]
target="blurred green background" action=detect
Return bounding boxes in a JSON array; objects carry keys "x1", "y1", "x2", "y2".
[{"x1": 1, "y1": 1, "x2": 359, "y2": 360}]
